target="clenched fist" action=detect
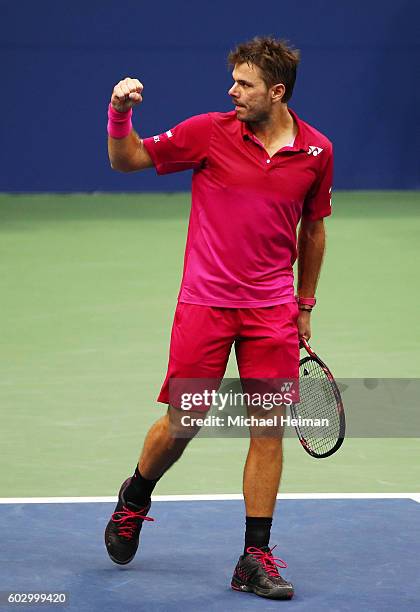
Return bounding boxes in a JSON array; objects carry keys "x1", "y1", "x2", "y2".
[{"x1": 111, "y1": 77, "x2": 144, "y2": 113}]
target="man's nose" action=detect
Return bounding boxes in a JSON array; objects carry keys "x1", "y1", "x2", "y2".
[{"x1": 228, "y1": 83, "x2": 238, "y2": 97}]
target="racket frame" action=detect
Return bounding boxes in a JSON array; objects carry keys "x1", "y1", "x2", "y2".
[{"x1": 291, "y1": 338, "x2": 346, "y2": 458}]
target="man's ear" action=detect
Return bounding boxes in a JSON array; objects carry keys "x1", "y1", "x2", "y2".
[{"x1": 271, "y1": 83, "x2": 286, "y2": 103}]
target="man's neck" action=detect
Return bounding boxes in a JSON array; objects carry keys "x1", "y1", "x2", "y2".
[{"x1": 248, "y1": 105, "x2": 297, "y2": 150}]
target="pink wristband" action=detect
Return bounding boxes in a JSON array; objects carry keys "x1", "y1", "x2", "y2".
[
  {"x1": 107, "y1": 103, "x2": 133, "y2": 139},
  {"x1": 296, "y1": 296, "x2": 317, "y2": 307}
]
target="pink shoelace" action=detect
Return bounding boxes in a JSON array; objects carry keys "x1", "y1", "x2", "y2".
[
  {"x1": 111, "y1": 506, "x2": 154, "y2": 540},
  {"x1": 246, "y1": 545, "x2": 287, "y2": 577}
]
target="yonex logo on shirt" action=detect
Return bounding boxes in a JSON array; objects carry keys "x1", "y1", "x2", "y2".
[
  {"x1": 153, "y1": 135, "x2": 160, "y2": 143},
  {"x1": 166, "y1": 130, "x2": 173, "y2": 138},
  {"x1": 307, "y1": 146, "x2": 323, "y2": 156}
]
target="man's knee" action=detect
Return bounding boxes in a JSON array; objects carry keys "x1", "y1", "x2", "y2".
[{"x1": 166, "y1": 404, "x2": 202, "y2": 442}]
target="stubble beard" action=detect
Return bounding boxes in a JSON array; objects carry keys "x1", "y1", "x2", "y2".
[{"x1": 236, "y1": 105, "x2": 270, "y2": 125}]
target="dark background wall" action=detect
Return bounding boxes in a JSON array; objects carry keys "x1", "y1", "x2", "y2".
[{"x1": 1, "y1": 0, "x2": 418, "y2": 191}]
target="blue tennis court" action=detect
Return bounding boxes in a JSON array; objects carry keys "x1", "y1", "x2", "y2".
[{"x1": 1, "y1": 497, "x2": 419, "y2": 611}]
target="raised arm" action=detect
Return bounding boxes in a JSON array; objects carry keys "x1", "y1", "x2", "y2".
[{"x1": 107, "y1": 77, "x2": 154, "y2": 173}]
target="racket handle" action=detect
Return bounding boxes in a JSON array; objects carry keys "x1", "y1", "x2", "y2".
[{"x1": 301, "y1": 337, "x2": 315, "y2": 356}]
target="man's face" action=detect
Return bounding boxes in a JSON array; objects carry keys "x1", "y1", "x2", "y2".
[{"x1": 228, "y1": 63, "x2": 272, "y2": 123}]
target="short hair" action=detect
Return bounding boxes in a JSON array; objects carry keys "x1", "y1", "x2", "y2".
[{"x1": 228, "y1": 36, "x2": 300, "y2": 103}]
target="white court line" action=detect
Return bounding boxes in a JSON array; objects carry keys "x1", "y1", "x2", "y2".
[{"x1": 0, "y1": 493, "x2": 419, "y2": 504}]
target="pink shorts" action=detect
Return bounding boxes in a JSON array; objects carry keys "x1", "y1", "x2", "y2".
[{"x1": 158, "y1": 302, "x2": 299, "y2": 409}]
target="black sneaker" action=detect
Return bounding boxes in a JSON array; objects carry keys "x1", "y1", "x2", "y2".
[
  {"x1": 104, "y1": 478, "x2": 154, "y2": 565},
  {"x1": 231, "y1": 545, "x2": 294, "y2": 600}
]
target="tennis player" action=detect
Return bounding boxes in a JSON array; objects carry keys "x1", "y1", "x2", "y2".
[{"x1": 104, "y1": 36, "x2": 332, "y2": 600}]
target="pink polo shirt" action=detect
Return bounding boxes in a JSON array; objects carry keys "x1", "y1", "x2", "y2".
[{"x1": 143, "y1": 110, "x2": 332, "y2": 308}]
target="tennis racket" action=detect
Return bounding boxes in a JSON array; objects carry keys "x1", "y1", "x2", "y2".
[{"x1": 291, "y1": 338, "x2": 345, "y2": 458}]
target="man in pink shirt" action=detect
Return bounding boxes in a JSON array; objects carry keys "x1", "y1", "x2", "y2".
[{"x1": 104, "y1": 36, "x2": 332, "y2": 600}]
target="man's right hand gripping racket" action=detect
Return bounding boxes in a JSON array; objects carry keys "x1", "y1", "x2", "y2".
[{"x1": 290, "y1": 338, "x2": 345, "y2": 458}]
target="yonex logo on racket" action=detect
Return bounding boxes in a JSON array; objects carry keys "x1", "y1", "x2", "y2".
[{"x1": 307, "y1": 146, "x2": 323, "y2": 156}]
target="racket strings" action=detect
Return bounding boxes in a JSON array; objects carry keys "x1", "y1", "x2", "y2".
[{"x1": 294, "y1": 358, "x2": 343, "y2": 454}]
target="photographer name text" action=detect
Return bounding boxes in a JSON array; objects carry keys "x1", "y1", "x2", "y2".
[{"x1": 180, "y1": 415, "x2": 329, "y2": 428}]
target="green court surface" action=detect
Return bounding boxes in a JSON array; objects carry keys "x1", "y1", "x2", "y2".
[{"x1": 0, "y1": 192, "x2": 419, "y2": 498}]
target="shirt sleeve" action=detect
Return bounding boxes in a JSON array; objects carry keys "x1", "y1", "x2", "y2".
[
  {"x1": 142, "y1": 113, "x2": 212, "y2": 175},
  {"x1": 302, "y1": 144, "x2": 333, "y2": 221}
]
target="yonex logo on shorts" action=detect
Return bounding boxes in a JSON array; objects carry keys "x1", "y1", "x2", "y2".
[{"x1": 281, "y1": 382, "x2": 294, "y2": 392}]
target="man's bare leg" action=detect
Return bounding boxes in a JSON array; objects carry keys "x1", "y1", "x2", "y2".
[
  {"x1": 105, "y1": 407, "x2": 198, "y2": 564},
  {"x1": 232, "y1": 434, "x2": 293, "y2": 599},
  {"x1": 243, "y1": 436, "x2": 283, "y2": 517},
  {"x1": 138, "y1": 411, "x2": 196, "y2": 479}
]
